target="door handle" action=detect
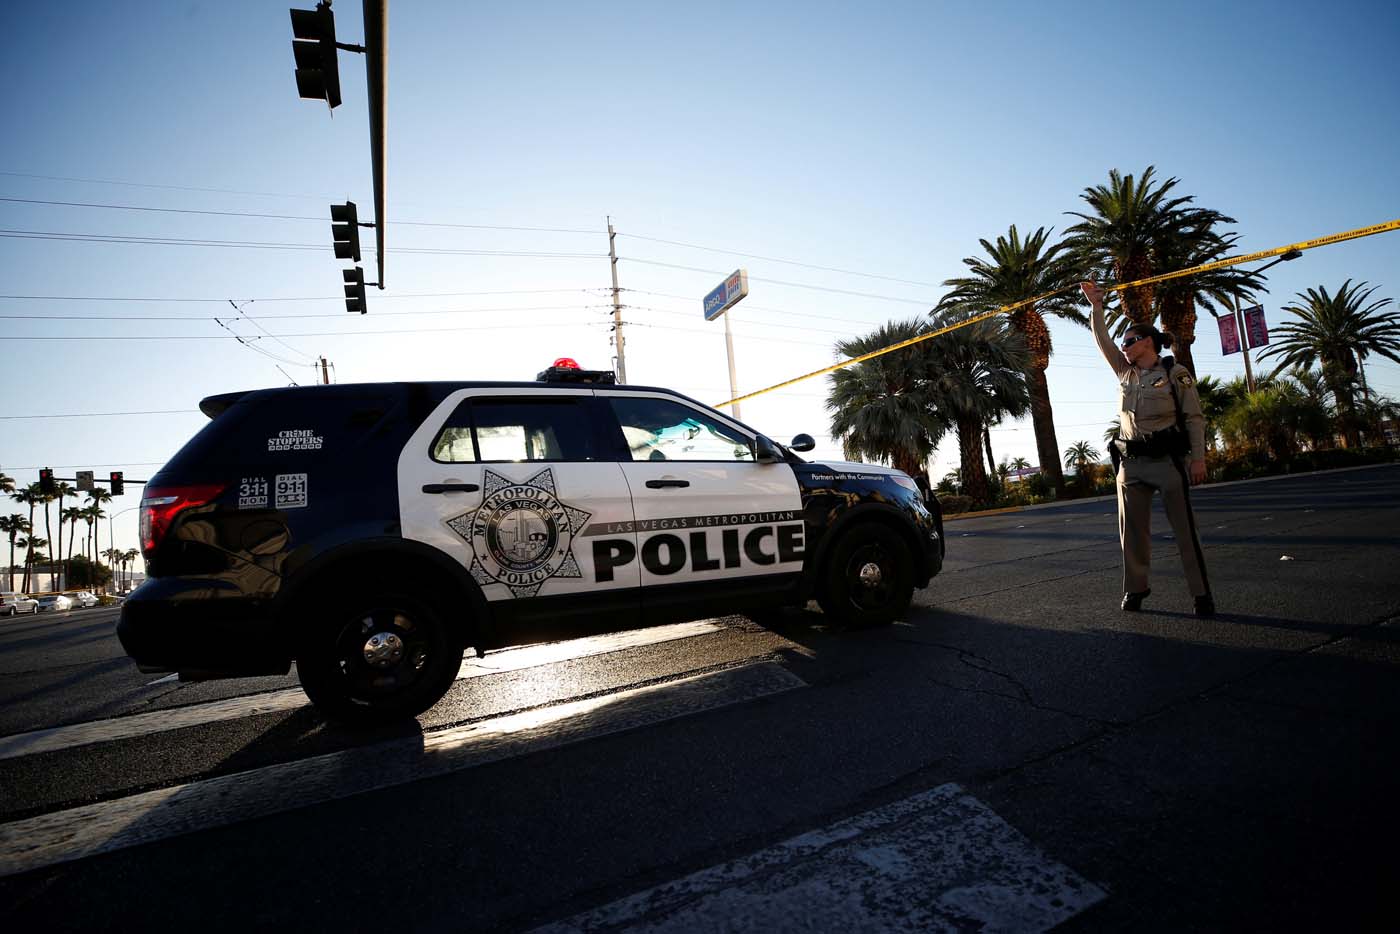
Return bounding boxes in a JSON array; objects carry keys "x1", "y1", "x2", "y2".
[
  {"x1": 645, "y1": 479, "x2": 690, "y2": 489},
  {"x1": 422, "y1": 483, "x2": 480, "y2": 494}
]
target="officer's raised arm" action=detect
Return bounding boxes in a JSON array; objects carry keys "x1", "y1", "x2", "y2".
[{"x1": 1080, "y1": 281, "x2": 1129, "y2": 377}]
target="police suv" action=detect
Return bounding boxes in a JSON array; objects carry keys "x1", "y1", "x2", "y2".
[{"x1": 119, "y1": 360, "x2": 944, "y2": 723}]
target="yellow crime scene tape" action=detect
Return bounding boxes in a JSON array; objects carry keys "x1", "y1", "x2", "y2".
[{"x1": 714, "y1": 216, "x2": 1400, "y2": 410}]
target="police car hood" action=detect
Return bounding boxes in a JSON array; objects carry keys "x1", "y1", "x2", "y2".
[{"x1": 806, "y1": 460, "x2": 905, "y2": 478}]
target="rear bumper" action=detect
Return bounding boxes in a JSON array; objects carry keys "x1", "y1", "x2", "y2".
[{"x1": 117, "y1": 578, "x2": 291, "y2": 676}]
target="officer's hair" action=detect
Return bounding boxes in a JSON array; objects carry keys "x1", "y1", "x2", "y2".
[{"x1": 1125, "y1": 323, "x2": 1174, "y2": 354}]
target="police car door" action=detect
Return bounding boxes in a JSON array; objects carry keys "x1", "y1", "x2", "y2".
[
  {"x1": 397, "y1": 388, "x2": 640, "y2": 621},
  {"x1": 597, "y1": 391, "x2": 804, "y2": 605}
]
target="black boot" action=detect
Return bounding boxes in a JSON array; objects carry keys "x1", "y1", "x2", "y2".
[
  {"x1": 1194, "y1": 594, "x2": 1215, "y2": 617},
  {"x1": 1121, "y1": 589, "x2": 1151, "y2": 611}
]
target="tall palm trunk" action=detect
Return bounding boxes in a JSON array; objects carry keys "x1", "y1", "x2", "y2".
[
  {"x1": 42, "y1": 502, "x2": 53, "y2": 592},
  {"x1": 982, "y1": 428, "x2": 998, "y2": 496},
  {"x1": 1117, "y1": 253, "x2": 1156, "y2": 326},
  {"x1": 957, "y1": 418, "x2": 990, "y2": 504},
  {"x1": 66, "y1": 522, "x2": 78, "y2": 582},
  {"x1": 54, "y1": 493, "x2": 65, "y2": 587},
  {"x1": 1159, "y1": 293, "x2": 1198, "y2": 376},
  {"x1": 7, "y1": 533, "x2": 15, "y2": 592},
  {"x1": 1026, "y1": 366, "x2": 1066, "y2": 495},
  {"x1": 23, "y1": 501, "x2": 37, "y2": 593}
]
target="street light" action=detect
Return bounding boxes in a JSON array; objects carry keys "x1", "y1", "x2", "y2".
[{"x1": 1233, "y1": 249, "x2": 1302, "y2": 392}]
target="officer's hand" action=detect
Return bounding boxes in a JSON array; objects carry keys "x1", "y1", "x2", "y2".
[
  {"x1": 1189, "y1": 460, "x2": 1206, "y2": 485},
  {"x1": 1079, "y1": 281, "x2": 1105, "y2": 307}
]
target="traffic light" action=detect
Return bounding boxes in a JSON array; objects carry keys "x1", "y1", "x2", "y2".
[
  {"x1": 110, "y1": 471, "x2": 125, "y2": 496},
  {"x1": 344, "y1": 267, "x2": 368, "y2": 314},
  {"x1": 290, "y1": 3, "x2": 342, "y2": 109},
  {"x1": 39, "y1": 468, "x2": 55, "y2": 495},
  {"x1": 331, "y1": 201, "x2": 361, "y2": 262}
]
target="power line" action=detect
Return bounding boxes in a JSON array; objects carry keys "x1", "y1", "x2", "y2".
[
  {"x1": 0, "y1": 228, "x2": 606, "y2": 258},
  {"x1": 0, "y1": 197, "x2": 597, "y2": 234},
  {"x1": 226, "y1": 299, "x2": 317, "y2": 364},
  {"x1": 0, "y1": 304, "x2": 604, "y2": 321},
  {"x1": 0, "y1": 288, "x2": 605, "y2": 303},
  {"x1": 0, "y1": 410, "x2": 194, "y2": 420},
  {"x1": 622, "y1": 257, "x2": 935, "y2": 306},
  {"x1": 618, "y1": 231, "x2": 942, "y2": 288}
]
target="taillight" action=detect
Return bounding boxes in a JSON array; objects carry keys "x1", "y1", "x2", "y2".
[{"x1": 140, "y1": 483, "x2": 226, "y2": 561}]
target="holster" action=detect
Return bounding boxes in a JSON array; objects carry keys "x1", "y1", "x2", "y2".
[{"x1": 1122, "y1": 428, "x2": 1188, "y2": 459}]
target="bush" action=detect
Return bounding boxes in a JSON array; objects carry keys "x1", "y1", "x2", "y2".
[{"x1": 936, "y1": 494, "x2": 975, "y2": 515}]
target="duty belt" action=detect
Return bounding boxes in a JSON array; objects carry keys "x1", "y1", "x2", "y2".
[{"x1": 1119, "y1": 429, "x2": 1187, "y2": 459}]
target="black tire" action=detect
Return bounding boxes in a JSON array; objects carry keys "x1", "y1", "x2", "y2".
[
  {"x1": 295, "y1": 589, "x2": 465, "y2": 725},
  {"x1": 4, "y1": 606, "x2": 14, "y2": 617},
  {"x1": 817, "y1": 523, "x2": 914, "y2": 627}
]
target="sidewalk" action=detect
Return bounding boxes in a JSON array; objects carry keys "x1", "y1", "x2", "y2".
[{"x1": 942, "y1": 459, "x2": 1399, "y2": 522}]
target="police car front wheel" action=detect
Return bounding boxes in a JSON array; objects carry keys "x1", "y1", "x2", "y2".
[
  {"x1": 818, "y1": 524, "x2": 914, "y2": 627},
  {"x1": 296, "y1": 590, "x2": 465, "y2": 724}
]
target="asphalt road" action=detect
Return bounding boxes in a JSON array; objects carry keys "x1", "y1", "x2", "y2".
[{"x1": 1, "y1": 464, "x2": 1397, "y2": 931}]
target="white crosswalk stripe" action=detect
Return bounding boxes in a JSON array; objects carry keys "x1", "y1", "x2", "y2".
[
  {"x1": 534, "y1": 783, "x2": 1106, "y2": 933},
  {"x1": 0, "y1": 620, "x2": 723, "y2": 761},
  {"x1": 0, "y1": 661, "x2": 805, "y2": 878}
]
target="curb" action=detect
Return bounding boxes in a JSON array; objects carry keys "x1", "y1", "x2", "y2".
[{"x1": 941, "y1": 459, "x2": 1399, "y2": 522}]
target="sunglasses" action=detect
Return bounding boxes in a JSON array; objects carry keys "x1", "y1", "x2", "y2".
[{"x1": 1121, "y1": 334, "x2": 1150, "y2": 349}]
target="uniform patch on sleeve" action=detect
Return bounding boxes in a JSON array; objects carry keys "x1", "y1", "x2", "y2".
[{"x1": 1175, "y1": 371, "x2": 1195, "y2": 386}]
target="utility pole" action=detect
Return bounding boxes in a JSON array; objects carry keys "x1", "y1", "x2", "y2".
[
  {"x1": 320, "y1": 356, "x2": 331, "y2": 385},
  {"x1": 607, "y1": 217, "x2": 627, "y2": 383}
]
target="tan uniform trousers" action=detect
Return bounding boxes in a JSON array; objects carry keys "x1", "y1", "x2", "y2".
[{"x1": 1117, "y1": 455, "x2": 1211, "y2": 597}]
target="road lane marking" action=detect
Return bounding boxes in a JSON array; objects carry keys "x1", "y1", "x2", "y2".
[
  {"x1": 533, "y1": 783, "x2": 1106, "y2": 933},
  {"x1": 0, "y1": 661, "x2": 805, "y2": 878},
  {"x1": 0, "y1": 620, "x2": 724, "y2": 761}
]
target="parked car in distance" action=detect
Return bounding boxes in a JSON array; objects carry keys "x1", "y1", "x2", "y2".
[
  {"x1": 65, "y1": 590, "x2": 99, "y2": 608},
  {"x1": 37, "y1": 594, "x2": 74, "y2": 613},
  {"x1": 2, "y1": 592, "x2": 40, "y2": 616}
]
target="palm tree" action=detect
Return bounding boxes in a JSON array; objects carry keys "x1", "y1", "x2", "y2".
[
  {"x1": 50, "y1": 481, "x2": 77, "y2": 587},
  {"x1": 1103, "y1": 417, "x2": 1122, "y2": 446},
  {"x1": 0, "y1": 514, "x2": 29, "y2": 592},
  {"x1": 84, "y1": 489, "x2": 112, "y2": 575},
  {"x1": 1065, "y1": 166, "x2": 1193, "y2": 326},
  {"x1": 16, "y1": 537, "x2": 48, "y2": 592},
  {"x1": 0, "y1": 473, "x2": 14, "y2": 495},
  {"x1": 81, "y1": 504, "x2": 103, "y2": 571},
  {"x1": 938, "y1": 224, "x2": 1087, "y2": 495},
  {"x1": 921, "y1": 310, "x2": 1031, "y2": 504},
  {"x1": 1058, "y1": 442, "x2": 1103, "y2": 492},
  {"x1": 1256, "y1": 281, "x2": 1400, "y2": 447},
  {"x1": 122, "y1": 548, "x2": 140, "y2": 592},
  {"x1": 827, "y1": 318, "x2": 948, "y2": 477},
  {"x1": 62, "y1": 506, "x2": 84, "y2": 578},
  {"x1": 11, "y1": 484, "x2": 44, "y2": 592},
  {"x1": 1152, "y1": 209, "x2": 1249, "y2": 377}
]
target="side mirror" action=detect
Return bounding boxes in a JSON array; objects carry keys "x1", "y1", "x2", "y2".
[
  {"x1": 755, "y1": 435, "x2": 784, "y2": 464},
  {"x1": 789, "y1": 433, "x2": 816, "y2": 452}
]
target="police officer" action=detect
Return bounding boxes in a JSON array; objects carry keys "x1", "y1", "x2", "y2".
[{"x1": 1080, "y1": 281, "x2": 1214, "y2": 617}]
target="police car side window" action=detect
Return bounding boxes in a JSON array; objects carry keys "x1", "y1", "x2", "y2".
[
  {"x1": 608, "y1": 398, "x2": 753, "y2": 462},
  {"x1": 432, "y1": 397, "x2": 594, "y2": 463}
]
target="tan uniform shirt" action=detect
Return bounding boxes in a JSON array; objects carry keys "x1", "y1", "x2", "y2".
[{"x1": 1092, "y1": 303, "x2": 1206, "y2": 461}]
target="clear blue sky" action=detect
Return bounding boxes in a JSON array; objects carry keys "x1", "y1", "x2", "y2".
[{"x1": 4, "y1": 0, "x2": 1399, "y2": 557}]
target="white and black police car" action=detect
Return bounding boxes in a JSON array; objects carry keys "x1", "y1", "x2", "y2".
[{"x1": 119, "y1": 359, "x2": 944, "y2": 723}]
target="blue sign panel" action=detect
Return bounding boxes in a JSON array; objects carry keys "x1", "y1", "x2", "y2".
[{"x1": 703, "y1": 269, "x2": 749, "y2": 321}]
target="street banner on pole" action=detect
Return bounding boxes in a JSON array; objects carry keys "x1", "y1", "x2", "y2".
[
  {"x1": 1243, "y1": 305, "x2": 1269, "y2": 349},
  {"x1": 1218, "y1": 314, "x2": 1241, "y2": 356}
]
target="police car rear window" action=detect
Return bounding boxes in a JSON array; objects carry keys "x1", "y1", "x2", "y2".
[{"x1": 432, "y1": 397, "x2": 595, "y2": 463}]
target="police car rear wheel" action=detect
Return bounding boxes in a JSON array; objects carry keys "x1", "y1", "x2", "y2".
[
  {"x1": 296, "y1": 591, "x2": 464, "y2": 724},
  {"x1": 818, "y1": 524, "x2": 913, "y2": 627}
]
